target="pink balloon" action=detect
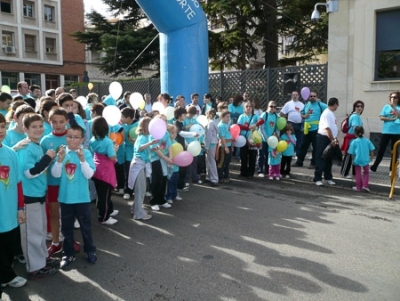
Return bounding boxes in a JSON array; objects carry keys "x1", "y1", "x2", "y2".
[
  {"x1": 301, "y1": 87, "x2": 311, "y2": 100},
  {"x1": 173, "y1": 151, "x2": 193, "y2": 167},
  {"x1": 230, "y1": 124, "x2": 240, "y2": 139},
  {"x1": 149, "y1": 118, "x2": 167, "y2": 140}
]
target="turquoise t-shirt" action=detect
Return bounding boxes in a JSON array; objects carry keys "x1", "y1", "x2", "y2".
[
  {"x1": 43, "y1": 121, "x2": 53, "y2": 137},
  {"x1": 17, "y1": 142, "x2": 48, "y2": 198},
  {"x1": 280, "y1": 133, "x2": 297, "y2": 157},
  {"x1": 183, "y1": 116, "x2": 198, "y2": 144},
  {"x1": 133, "y1": 134, "x2": 151, "y2": 163},
  {"x1": 150, "y1": 131, "x2": 170, "y2": 162},
  {"x1": 0, "y1": 144, "x2": 21, "y2": 233},
  {"x1": 40, "y1": 133, "x2": 67, "y2": 186},
  {"x1": 110, "y1": 124, "x2": 125, "y2": 164},
  {"x1": 84, "y1": 103, "x2": 92, "y2": 121},
  {"x1": 348, "y1": 137, "x2": 375, "y2": 166},
  {"x1": 348, "y1": 113, "x2": 363, "y2": 135},
  {"x1": 89, "y1": 136, "x2": 115, "y2": 158},
  {"x1": 228, "y1": 104, "x2": 244, "y2": 122},
  {"x1": 4, "y1": 130, "x2": 26, "y2": 147},
  {"x1": 123, "y1": 121, "x2": 138, "y2": 162},
  {"x1": 56, "y1": 149, "x2": 95, "y2": 204},
  {"x1": 259, "y1": 112, "x2": 278, "y2": 141},
  {"x1": 301, "y1": 101, "x2": 327, "y2": 131},
  {"x1": 268, "y1": 151, "x2": 282, "y2": 165},
  {"x1": 237, "y1": 114, "x2": 259, "y2": 138},
  {"x1": 0, "y1": 109, "x2": 8, "y2": 117},
  {"x1": 217, "y1": 122, "x2": 232, "y2": 147},
  {"x1": 379, "y1": 104, "x2": 400, "y2": 134}
]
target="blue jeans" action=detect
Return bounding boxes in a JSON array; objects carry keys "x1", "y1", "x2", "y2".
[
  {"x1": 296, "y1": 129, "x2": 317, "y2": 166},
  {"x1": 289, "y1": 121, "x2": 303, "y2": 157},
  {"x1": 166, "y1": 171, "x2": 179, "y2": 201},
  {"x1": 313, "y1": 134, "x2": 333, "y2": 182}
]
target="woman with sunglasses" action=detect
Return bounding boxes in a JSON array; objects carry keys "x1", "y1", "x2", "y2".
[
  {"x1": 341, "y1": 100, "x2": 365, "y2": 178},
  {"x1": 370, "y1": 91, "x2": 400, "y2": 173}
]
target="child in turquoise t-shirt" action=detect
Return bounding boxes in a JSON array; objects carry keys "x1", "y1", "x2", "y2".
[{"x1": 280, "y1": 124, "x2": 297, "y2": 179}]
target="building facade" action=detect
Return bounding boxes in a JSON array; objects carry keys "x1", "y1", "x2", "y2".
[{"x1": 0, "y1": 0, "x2": 85, "y2": 91}]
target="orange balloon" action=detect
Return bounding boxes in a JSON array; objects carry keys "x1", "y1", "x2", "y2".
[{"x1": 110, "y1": 132, "x2": 123, "y2": 145}]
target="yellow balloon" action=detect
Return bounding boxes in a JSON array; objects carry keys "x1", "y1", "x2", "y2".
[
  {"x1": 171, "y1": 142, "x2": 183, "y2": 158},
  {"x1": 139, "y1": 99, "x2": 145, "y2": 110},
  {"x1": 1, "y1": 85, "x2": 11, "y2": 94},
  {"x1": 88, "y1": 83, "x2": 94, "y2": 90},
  {"x1": 251, "y1": 131, "x2": 262, "y2": 144},
  {"x1": 277, "y1": 140, "x2": 288, "y2": 152}
]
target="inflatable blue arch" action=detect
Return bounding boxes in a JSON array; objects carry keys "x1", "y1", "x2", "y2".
[{"x1": 136, "y1": 0, "x2": 209, "y2": 105}]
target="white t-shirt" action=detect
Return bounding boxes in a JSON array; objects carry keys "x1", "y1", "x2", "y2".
[
  {"x1": 144, "y1": 103, "x2": 152, "y2": 113},
  {"x1": 186, "y1": 103, "x2": 201, "y2": 115},
  {"x1": 318, "y1": 108, "x2": 338, "y2": 138},
  {"x1": 280, "y1": 100, "x2": 304, "y2": 123}
]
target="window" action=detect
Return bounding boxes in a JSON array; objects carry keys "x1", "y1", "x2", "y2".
[
  {"x1": 1, "y1": 72, "x2": 18, "y2": 89},
  {"x1": 64, "y1": 76, "x2": 79, "y2": 86},
  {"x1": 44, "y1": 5, "x2": 54, "y2": 22},
  {"x1": 45, "y1": 74, "x2": 58, "y2": 89},
  {"x1": 24, "y1": 73, "x2": 40, "y2": 86},
  {"x1": 2, "y1": 31, "x2": 13, "y2": 46},
  {"x1": 45, "y1": 37, "x2": 56, "y2": 53},
  {"x1": 23, "y1": 1, "x2": 34, "y2": 17},
  {"x1": 25, "y1": 34, "x2": 35, "y2": 52},
  {"x1": 375, "y1": 9, "x2": 400, "y2": 80},
  {"x1": 0, "y1": 0, "x2": 12, "y2": 13}
]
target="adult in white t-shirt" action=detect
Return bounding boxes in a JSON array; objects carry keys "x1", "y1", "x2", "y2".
[
  {"x1": 144, "y1": 93, "x2": 152, "y2": 113},
  {"x1": 313, "y1": 97, "x2": 340, "y2": 186},
  {"x1": 280, "y1": 91, "x2": 304, "y2": 157},
  {"x1": 185, "y1": 93, "x2": 201, "y2": 116}
]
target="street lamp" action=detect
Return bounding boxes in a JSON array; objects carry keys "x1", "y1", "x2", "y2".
[{"x1": 311, "y1": 0, "x2": 339, "y2": 21}]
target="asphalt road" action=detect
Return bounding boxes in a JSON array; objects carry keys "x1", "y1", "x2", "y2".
[{"x1": 3, "y1": 173, "x2": 400, "y2": 301}]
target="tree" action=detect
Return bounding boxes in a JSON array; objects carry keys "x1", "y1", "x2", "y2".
[{"x1": 71, "y1": 0, "x2": 159, "y2": 77}]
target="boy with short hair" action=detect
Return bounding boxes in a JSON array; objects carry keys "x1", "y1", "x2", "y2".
[
  {"x1": 0, "y1": 92, "x2": 12, "y2": 117},
  {"x1": 0, "y1": 113, "x2": 27, "y2": 294},
  {"x1": 4, "y1": 104, "x2": 35, "y2": 150},
  {"x1": 52, "y1": 125, "x2": 97, "y2": 270},
  {"x1": 17, "y1": 113, "x2": 59, "y2": 279},
  {"x1": 217, "y1": 111, "x2": 233, "y2": 183}
]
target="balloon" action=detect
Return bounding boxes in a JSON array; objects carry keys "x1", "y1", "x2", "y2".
[
  {"x1": 129, "y1": 127, "x2": 138, "y2": 140},
  {"x1": 76, "y1": 96, "x2": 87, "y2": 107},
  {"x1": 88, "y1": 83, "x2": 94, "y2": 90},
  {"x1": 149, "y1": 118, "x2": 167, "y2": 140},
  {"x1": 277, "y1": 140, "x2": 288, "y2": 152},
  {"x1": 277, "y1": 117, "x2": 287, "y2": 131},
  {"x1": 171, "y1": 142, "x2": 183, "y2": 158},
  {"x1": 196, "y1": 115, "x2": 208, "y2": 127},
  {"x1": 230, "y1": 124, "x2": 240, "y2": 139},
  {"x1": 1, "y1": 85, "x2": 11, "y2": 94},
  {"x1": 163, "y1": 106, "x2": 175, "y2": 120},
  {"x1": 234, "y1": 135, "x2": 246, "y2": 148},
  {"x1": 187, "y1": 141, "x2": 201, "y2": 156},
  {"x1": 139, "y1": 100, "x2": 145, "y2": 110},
  {"x1": 267, "y1": 136, "x2": 278, "y2": 149},
  {"x1": 251, "y1": 131, "x2": 262, "y2": 144},
  {"x1": 174, "y1": 151, "x2": 193, "y2": 167},
  {"x1": 152, "y1": 101, "x2": 165, "y2": 113},
  {"x1": 129, "y1": 92, "x2": 144, "y2": 109},
  {"x1": 301, "y1": 87, "x2": 311, "y2": 100},
  {"x1": 190, "y1": 124, "x2": 204, "y2": 137},
  {"x1": 109, "y1": 81, "x2": 123, "y2": 100},
  {"x1": 102, "y1": 105, "x2": 121, "y2": 126},
  {"x1": 110, "y1": 132, "x2": 123, "y2": 145}
]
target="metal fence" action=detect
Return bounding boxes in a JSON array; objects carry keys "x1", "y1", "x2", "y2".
[{"x1": 74, "y1": 63, "x2": 327, "y2": 109}]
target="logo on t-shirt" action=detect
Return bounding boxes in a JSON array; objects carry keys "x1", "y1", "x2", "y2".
[
  {"x1": 0, "y1": 164, "x2": 10, "y2": 187},
  {"x1": 65, "y1": 161, "x2": 77, "y2": 180},
  {"x1": 270, "y1": 121, "x2": 274, "y2": 128},
  {"x1": 295, "y1": 107, "x2": 300, "y2": 112}
]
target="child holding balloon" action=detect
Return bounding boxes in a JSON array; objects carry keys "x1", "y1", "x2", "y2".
[
  {"x1": 204, "y1": 109, "x2": 219, "y2": 186},
  {"x1": 217, "y1": 111, "x2": 233, "y2": 183},
  {"x1": 268, "y1": 148, "x2": 282, "y2": 180},
  {"x1": 165, "y1": 124, "x2": 181, "y2": 202},
  {"x1": 279, "y1": 124, "x2": 296, "y2": 179}
]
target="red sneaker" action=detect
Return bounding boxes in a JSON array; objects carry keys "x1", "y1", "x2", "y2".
[
  {"x1": 74, "y1": 240, "x2": 81, "y2": 253},
  {"x1": 47, "y1": 243, "x2": 62, "y2": 257}
]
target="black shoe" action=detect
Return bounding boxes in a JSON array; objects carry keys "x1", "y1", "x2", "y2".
[
  {"x1": 308, "y1": 164, "x2": 315, "y2": 169},
  {"x1": 28, "y1": 265, "x2": 58, "y2": 280},
  {"x1": 60, "y1": 256, "x2": 76, "y2": 270},
  {"x1": 46, "y1": 257, "x2": 60, "y2": 269},
  {"x1": 86, "y1": 252, "x2": 97, "y2": 264},
  {"x1": 291, "y1": 162, "x2": 302, "y2": 167}
]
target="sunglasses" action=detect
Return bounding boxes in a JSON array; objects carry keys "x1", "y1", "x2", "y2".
[
  {"x1": 269, "y1": 106, "x2": 276, "y2": 108},
  {"x1": 309, "y1": 96, "x2": 317, "y2": 98}
]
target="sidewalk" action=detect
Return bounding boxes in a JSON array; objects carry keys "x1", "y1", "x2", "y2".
[{"x1": 230, "y1": 154, "x2": 397, "y2": 197}]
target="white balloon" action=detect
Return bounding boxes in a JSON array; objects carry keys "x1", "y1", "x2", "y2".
[
  {"x1": 76, "y1": 96, "x2": 87, "y2": 107},
  {"x1": 109, "y1": 82, "x2": 123, "y2": 100},
  {"x1": 163, "y1": 106, "x2": 175, "y2": 120},
  {"x1": 129, "y1": 92, "x2": 143, "y2": 109},
  {"x1": 196, "y1": 115, "x2": 208, "y2": 127},
  {"x1": 190, "y1": 124, "x2": 204, "y2": 137},
  {"x1": 187, "y1": 141, "x2": 201, "y2": 156},
  {"x1": 152, "y1": 101, "x2": 165, "y2": 113},
  {"x1": 235, "y1": 135, "x2": 246, "y2": 148},
  {"x1": 102, "y1": 105, "x2": 121, "y2": 126}
]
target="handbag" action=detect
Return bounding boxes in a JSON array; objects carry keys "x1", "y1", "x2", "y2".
[{"x1": 244, "y1": 114, "x2": 258, "y2": 150}]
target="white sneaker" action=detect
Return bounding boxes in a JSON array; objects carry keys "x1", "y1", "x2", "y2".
[
  {"x1": 269, "y1": 177, "x2": 273, "y2": 180},
  {"x1": 326, "y1": 180, "x2": 336, "y2": 185},
  {"x1": 161, "y1": 203, "x2": 171, "y2": 209},
  {"x1": 275, "y1": 177, "x2": 280, "y2": 181},
  {"x1": 285, "y1": 175, "x2": 290, "y2": 179},
  {"x1": 1, "y1": 276, "x2": 27, "y2": 288},
  {"x1": 258, "y1": 173, "x2": 265, "y2": 178},
  {"x1": 123, "y1": 193, "x2": 130, "y2": 200},
  {"x1": 175, "y1": 195, "x2": 182, "y2": 201},
  {"x1": 344, "y1": 175, "x2": 352, "y2": 179},
  {"x1": 117, "y1": 189, "x2": 124, "y2": 195},
  {"x1": 315, "y1": 181, "x2": 324, "y2": 186},
  {"x1": 167, "y1": 199, "x2": 173, "y2": 204},
  {"x1": 197, "y1": 180, "x2": 203, "y2": 184},
  {"x1": 110, "y1": 210, "x2": 119, "y2": 217},
  {"x1": 74, "y1": 220, "x2": 80, "y2": 229},
  {"x1": 362, "y1": 187, "x2": 370, "y2": 193},
  {"x1": 151, "y1": 205, "x2": 160, "y2": 211},
  {"x1": 352, "y1": 186, "x2": 360, "y2": 191},
  {"x1": 145, "y1": 191, "x2": 152, "y2": 197},
  {"x1": 101, "y1": 217, "x2": 118, "y2": 225}
]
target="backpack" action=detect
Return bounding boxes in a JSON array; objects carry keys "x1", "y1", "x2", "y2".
[{"x1": 341, "y1": 114, "x2": 351, "y2": 133}]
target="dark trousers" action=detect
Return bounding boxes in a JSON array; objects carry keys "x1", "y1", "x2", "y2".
[
  {"x1": 280, "y1": 155, "x2": 292, "y2": 176},
  {"x1": 150, "y1": 160, "x2": 167, "y2": 205},
  {"x1": 178, "y1": 166, "x2": 187, "y2": 189},
  {"x1": 197, "y1": 154, "x2": 206, "y2": 175},
  {"x1": 115, "y1": 162, "x2": 125, "y2": 190},
  {"x1": 296, "y1": 130, "x2": 317, "y2": 166},
  {"x1": 60, "y1": 203, "x2": 96, "y2": 257},
  {"x1": 257, "y1": 142, "x2": 269, "y2": 174},
  {"x1": 372, "y1": 134, "x2": 400, "y2": 171},
  {"x1": 341, "y1": 153, "x2": 355, "y2": 176},
  {"x1": 217, "y1": 147, "x2": 232, "y2": 179},
  {"x1": 0, "y1": 227, "x2": 18, "y2": 285},
  {"x1": 166, "y1": 171, "x2": 179, "y2": 201},
  {"x1": 124, "y1": 161, "x2": 133, "y2": 195},
  {"x1": 240, "y1": 146, "x2": 257, "y2": 177},
  {"x1": 313, "y1": 134, "x2": 333, "y2": 182},
  {"x1": 93, "y1": 178, "x2": 114, "y2": 222},
  {"x1": 289, "y1": 121, "x2": 303, "y2": 157}
]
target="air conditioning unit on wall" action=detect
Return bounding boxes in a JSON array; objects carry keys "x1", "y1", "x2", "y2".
[{"x1": 3, "y1": 46, "x2": 16, "y2": 54}]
